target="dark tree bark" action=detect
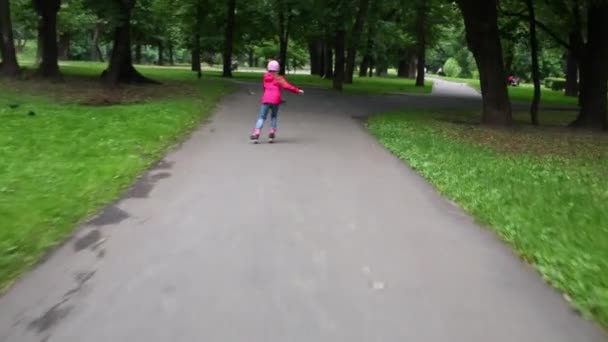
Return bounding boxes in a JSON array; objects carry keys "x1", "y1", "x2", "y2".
[
  {"x1": 323, "y1": 38, "x2": 333, "y2": 79},
  {"x1": 564, "y1": 40, "x2": 579, "y2": 97},
  {"x1": 58, "y1": 33, "x2": 70, "y2": 60},
  {"x1": 525, "y1": 0, "x2": 540, "y2": 125},
  {"x1": 191, "y1": 1, "x2": 202, "y2": 72},
  {"x1": 415, "y1": 0, "x2": 427, "y2": 87},
  {"x1": 345, "y1": 0, "x2": 370, "y2": 84},
  {"x1": 168, "y1": 43, "x2": 174, "y2": 65},
  {"x1": 135, "y1": 42, "x2": 142, "y2": 64},
  {"x1": 277, "y1": 0, "x2": 290, "y2": 75},
  {"x1": 456, "y1": 0, "x2": 512, "y2": 125},
  {"x1": 90, "y1": 23, "x2": 104, "y2": 62},
  {"x1": 0, "y1": 0, "x2": 20, "y2": 76},
  {"x1": 222, "y1": 0, "x2": 236, "y2": 77},
  {"x1": 408, "y1": 55, "x2": 417, "y2": 78},
  {"x1": 157, "y1": 41, "x2": 164, "y2": 65},
  {"x1": 319, "y1": 40, "x2": 326, "y2": 77},
  {"x1": 397, "y1": 58, "x2": 409, "y2": 78},
  {"x1": 565, "y1": 25, "x2": 583, "y2": 98},
  {"x1": 33, "y1": 0, "x2": 61, "y2": 78},
  {"x1": 570, "y1": 4, "x2": 608, "y2": 130},
  {"x1": 309, "y1": 40, "x2": 323, "y2": 76},
  {"x1": 333, "y1": 21, "x2": 346, "y2": 90},
  {"x1": 359, "y1": 32, "x2": 374, "y2": 78},
  {"x1": 101, "y1": 0, "x2": 156, "y2": 85},
  {"x1": 359, "y1": 55, "x2": 369, "y2": 77}
]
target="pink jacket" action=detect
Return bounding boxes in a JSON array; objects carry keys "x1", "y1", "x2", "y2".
[{"x1": 261, "y1": 72, "x2": 301, "y2": 105}]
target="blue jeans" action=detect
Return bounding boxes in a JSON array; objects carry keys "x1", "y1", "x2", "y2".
[{"x1": 255, "y1": 104, "x2": 280, "y2": 130}]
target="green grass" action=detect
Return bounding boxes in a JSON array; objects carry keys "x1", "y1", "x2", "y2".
[
  {"x1": 0, "y1": 64, "x2": 235, "y2": 291},
  {"x1": 203, "y1": 70, "x2": 433, "y2": 95},
  {"x1": 436, "y1": 76, "x2": 578, "y2": 106},
  {"x1": 368, "y1": 109, "x2": 608, "y2": 327}
]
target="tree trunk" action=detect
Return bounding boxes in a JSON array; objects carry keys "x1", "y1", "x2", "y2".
[
  {"x1": 333, "y1": 24, "x2": 346, "y2": 90},
  {"x1": 415, "y1": 1, "x2": 427, "y2": 87},
  {"x1": 277, "y1": 0, "x2": 290, "y2": 75},
  {"x1": 135, "y1": 42, "x2": 142, "y2": 64},
  {"x1": 564, "y1": 30, "x2": 581, "y2": 97},
  {"x1": 90, "y1": 23, "x2": 104, "y2": 62},
  {"x1": 247, "y1": 49, "x2": 254, "y2": 67},
  {"x1": 309, "y1": 40, "x2": 323, "y2": 75},
  {"x1": 33, "y1": 0, "x2": 61, "y2": 78},
  {"x1": 157, "y1": 41, "x2": 164, "y2": 65},
  {"x1": 323, "y1": 39, "x2": 333, "y2": 79},
  {"x1": 359, "y1": 31, "x2": 374, "y2": 78},
  {"x1": 319, "y1": 40, "x2": 326, "y2": 77},
  {"x1": 168, "y1": 43, "x2": 174, "y2": 65},
  {"x1": 101, "y1": 0, "x2": 156, "y2": 85},
  {"x1": 408, "y1": 55, "x2": 417, "y2": 78},
  {"x1": 570, "y1": 4, "x2": 608, "y2": 130},
  {"x1": 191, "y1": 1, "x2": 202, "y2": 71},
  {"x1": 525, "y1": 0, "x2": 540, "y2": 125},
  {"x1": 397, "y1": 59, "x2": 408, "y2": 78},
  {"x1": 456, "y1": 0, "x2": 512, "y2": 125},
  {"x1": 58, "y1": 33, "x2": 70, "y2": 60},
  {"x1": 359, "y1": 55, "x2": 369, "y2": 77},
  {"x1": 279, "y1": 35, "x2": 288, "y2": 75},
  {"x1": 345, "y1": 0, "x2": 370, "y2": 84},
  {"x1": 0, "y1": 0, "x2": 20, "y2": 76},
  {"x1": 222, "y1": 0, "x2": 236, "y2": 77}
]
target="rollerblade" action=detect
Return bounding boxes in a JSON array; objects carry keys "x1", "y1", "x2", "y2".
[
  {"x1": 250, "y1": 128, "x2": 261, "y2": 144},
  {"x1": 268, "y1": 128, "x2": 277, "y2": 143}
]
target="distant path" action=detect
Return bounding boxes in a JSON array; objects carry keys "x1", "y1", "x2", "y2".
[
  {"x1": 429, "y1": 76, "x2": 481, "y2": 98},
  {"x1": 0, "y1": 82, "x2": 604, "y2": 342}
]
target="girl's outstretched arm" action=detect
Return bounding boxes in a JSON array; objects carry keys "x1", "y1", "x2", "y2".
[{"x1": 276, "y1": 76, "x2": 303, "y2": 94}]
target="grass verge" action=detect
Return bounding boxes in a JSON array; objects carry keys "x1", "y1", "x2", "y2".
[
  {"x1": 435, "y1": 76, "x2": 578, "y2": 106},
  {"x1": 0, "y1": 66, "x2": 235, "y2": 291},
  {"x1": 51, "y1": 61, "x2": 433, "y2": 95},
  {"x1": 367, "y1": 109, "x2": 608, "y2": 327}
]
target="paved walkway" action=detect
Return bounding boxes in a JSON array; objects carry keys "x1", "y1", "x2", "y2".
[{"x1": 0, "y1": 80, "x2": 605, "y2": 342}]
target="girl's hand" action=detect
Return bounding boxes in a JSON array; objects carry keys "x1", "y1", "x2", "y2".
[{"x1": 299, "y1": 89, "x2": 304, "y2": 94}]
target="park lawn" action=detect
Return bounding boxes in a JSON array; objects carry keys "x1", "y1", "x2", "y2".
[
  {"x1": 368, "y1": 109, "x2": 608, "y2": 327},
  {"x1": 0, "y1": 65, "x2": 235, "y2": 292},
  {"x1": 204, "y1": 70, "x2": 433, "y2": 95},
  {"x1": 52, "y1": 62, "x2": 433, "y2": 95},
  {"x1": 437, "y1": 76, "x2": 578, "y2": 106}
]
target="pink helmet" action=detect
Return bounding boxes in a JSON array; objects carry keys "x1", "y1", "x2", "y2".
[{"x1": 267, "y1": 60, "x2": 280, "y2": 72}]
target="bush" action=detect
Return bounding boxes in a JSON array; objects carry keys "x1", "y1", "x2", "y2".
[
  {"x1": 443, "y1": 58, "x2": 462, "y2": 78},
  {"x1": 544, "y1": 77, "x2": 567, "y2": 91}
]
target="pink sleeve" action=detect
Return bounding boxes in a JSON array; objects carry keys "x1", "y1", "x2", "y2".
[{"x1": 279, "y1": 78, "x2": 301, "y2": 93}]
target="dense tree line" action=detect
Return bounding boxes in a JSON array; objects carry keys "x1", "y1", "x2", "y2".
[{"x1": 0, "y1": 0, "x2": 606, "y2": 129}]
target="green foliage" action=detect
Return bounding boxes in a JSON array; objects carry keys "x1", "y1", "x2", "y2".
[
  {"x1": 0, "y1": 65, "x2": 235, "y2": 291},
  {"x1": 368, "y1": 109, "x2": 608, "y2": 327},
  {"x1": 544, "y1": 77, "x2": 567, "y2": 91},
  {"x1": 442, "y1": 57, "x2": 462, "y2": 77}
]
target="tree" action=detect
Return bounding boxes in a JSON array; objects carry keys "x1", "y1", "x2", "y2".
[
  {"x1": 0, "y1": 0, "x2": 20, "y2": 76},
  {"x1": 191, "y1": 0, "x2": 203, "y2": 72},
  {"x1": 276, "y1": 0, "x2": 291, "y2": 75},
  {"x1": 222, "y1": 0, "x2": 236, "y2": 77},
  {"x1": 524, "y1": 0, "x2": 540, "y2": 125},
  {"x1": 344, "y1": 0, "x2": 370, "y2": 83},
  {"x1": 101, "y1": 0, "x2": 155, "y2": 84},
  {"x1": 58, "y1": 0, "x2": 97, "y2": 60},
  {"x1": 33, "y1": 0, "x2": 61, "y2": 78},
  {"x1": 570, "y1": 2, "x2": 608, "y2": 130},
  {"x1": 456, "y1": 0, "x2": 512, "y2": 125},
  {"x1": 415, "y1": 0, "x2": 428, "y2": 87},
  {"x1": 333, "y1": 13, "x2": 345, "y2": 90}
]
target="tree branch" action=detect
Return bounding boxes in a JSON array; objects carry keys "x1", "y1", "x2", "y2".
[{"x1": 499, "y1": 8, "x2": 571, "y2": 51}]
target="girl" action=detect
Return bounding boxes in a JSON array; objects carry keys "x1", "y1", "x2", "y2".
[{"x1": 250, "y1": 60, "x2": 304, "y2": 143}]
